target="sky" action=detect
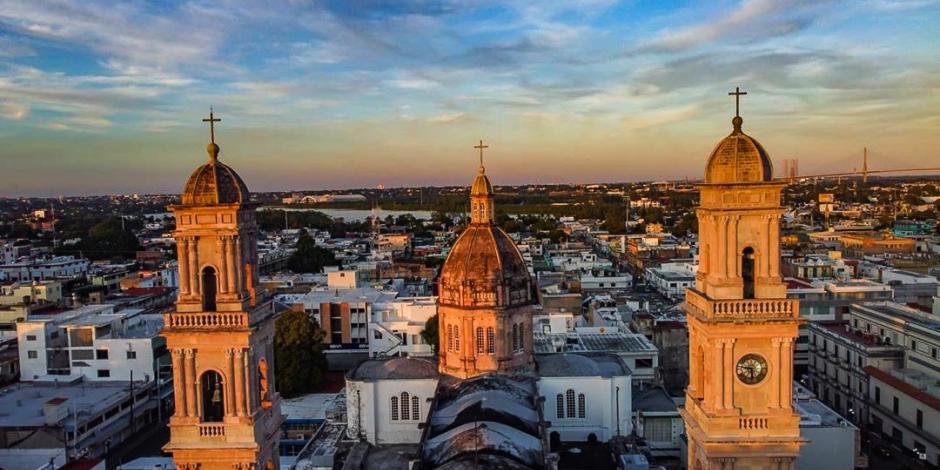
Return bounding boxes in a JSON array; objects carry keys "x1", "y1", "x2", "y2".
[{"x1": 1, "y1": 0, "x2": 939, "y2": 197}]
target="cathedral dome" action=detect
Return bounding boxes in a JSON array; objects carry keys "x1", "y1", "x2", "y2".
[
  {"x1": 181, "y1": 144, "x2": 250, "y2": 206},
  {"x1": 470, "y1": 171, "x2": 493, "y2": 196},
  {"x1": 438, "y1": 224, "x2": 532, "y2": 308},
  {"x1": 704, "y1": 116, "x2": 773, "y2": 184}
]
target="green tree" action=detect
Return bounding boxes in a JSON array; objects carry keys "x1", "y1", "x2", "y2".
[
  {"x1": 288, "y1": 232, "x2": 337, "y2": 273},
  {"x1": 79, "y1": 217, "x2": 142, "y2": 260},
  {"x1": 274, "y1": 310, "x2": 328, "y2": 397},
  {"x1": 420, "y1": 313, "x2": 439, "y2": 354}
]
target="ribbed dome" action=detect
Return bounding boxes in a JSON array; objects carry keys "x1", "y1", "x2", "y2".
[
  {"x1": 181, "y1": 145, "x2": 250, "y2": 206},
  {"x1": 704, "y1": 116, "x2": 773, "y2": 184},
  {"x1": 438, "y1": 225, "x2": 532, "y2": 308},
  {"x1": 470, "y1": 171, "x2": 493, "y2": 196}
]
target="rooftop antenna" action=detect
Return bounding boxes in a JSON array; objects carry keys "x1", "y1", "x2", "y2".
[{"x1": 863, "y1": 147, "x2": 869, "y2": 184}]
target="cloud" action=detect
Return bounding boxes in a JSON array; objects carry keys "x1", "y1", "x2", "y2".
[
  {"x1": 0, "y1": 101, "x2": 28, "y2": 120},
  {"x1": 428, "y1": 111, "x2": 465, "y2": 123},
  {"x1": 638, "y1": 0, "x2": 833, "y2": 53}
]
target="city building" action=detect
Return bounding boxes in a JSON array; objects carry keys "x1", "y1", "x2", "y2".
[{"x1": 367, "y1": 296, "x2": 437, "y2": 358}]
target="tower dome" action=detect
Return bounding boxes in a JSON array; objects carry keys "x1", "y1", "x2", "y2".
[
  {"x1": 180, "y1": 139, "x2": 250, "y2": 206},
  {"x1": 438, "y1": 161, "x2": 532, "y2": 308},
  {"x1": 704, "y1": 116, "x2": 774, "y2": 184}
]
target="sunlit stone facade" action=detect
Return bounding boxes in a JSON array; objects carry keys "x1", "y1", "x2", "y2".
[
  {"x1": 162, "y1": 123, "x2": 283, "y2": 470},
  {"x1": 681, "y1": 112, "x2": 806, "y2": 469},
  {"x1": 437, "y1": 159, "x2": 536, "y2": 378}
]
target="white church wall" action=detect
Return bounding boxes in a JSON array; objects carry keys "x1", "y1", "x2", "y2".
[
  {"x1": 347, "y1": 377, "x2": 438, "y2": 445},
  {"x1": 538, "y1": 375, "x2": 632, "y2": 442}
]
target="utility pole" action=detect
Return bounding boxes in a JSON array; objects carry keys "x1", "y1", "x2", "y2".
[{"x1": 863, "y1": 147, "x2": 869, "y2": 184}]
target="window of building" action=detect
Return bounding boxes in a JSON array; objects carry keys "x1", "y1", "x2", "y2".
[
  {"x1": 644, "y1": 417, "x2": 673, "y2": 442},
  {"x1": 27, "y1": 350, "x2": 38, "y2": 359},
  {"x1": 578, "y1": 393, "x2": 586, "y2": 418},
  {"x1": 933, "y1": 348, "x2": 938, "y2": 360},
  {"x1": 512, "y1": 324, "x2": 518, "y2": 352},
  {"x1": 476, "y1": 327, "x2": 484, "y2": 354},
  {"x1": 875, "y1": 386, "x2": 881, "y2": 404},
  {"x1": 26, "y1": 334, "x2": 36, "y2": 341},
  {"x1": 412, "y1": 395, "x2": 420, "y2": 421},
  {"x1": 912, "y1": 340, "x2": 918, "y2": 352},
  {"x1": 391, "y1": 396, "x2": 399, "y2": 421},
  {"x1": 518, "y1": 323, "x2": 525, "y2": 350},
  {"x1": 556, "y1": 394, "x2": 564, "y2": 418},
  {"x1": 566, "y1": 389, "x2": 576, "y2": 418},
  {"x1": 486, "y1": 327, "x2": 495, "y2": 354},
  {"x1": 97, "y1": 369, "x2": 110, "y2": 378},
  {"x1": 95, "y1": 349, "x2": 108, "y2": 360},
  {"x1": 453, "y1": 326, "x2": 459, "y2": 351},
  {"x1": 400, "y1": 392, "x2": 410, "y2": 420},
  {"x1": 893, "y1": 396, "x2": 899, "y2": 415},
  {"x1": 447, "y1": 324, "x2": 454, "y2": 351},
  {"x1": 917, "y1": 409, "x2": 924, "y2": 430}
]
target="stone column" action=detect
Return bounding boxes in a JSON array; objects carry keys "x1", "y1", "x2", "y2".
[
  {"x1": 234, "y1": 235, "x2": 244, "y2": 294},
  {"x1": 781, "y1": 338, "x2": 794, "y2": 408},
  {"x1": 727, "y1": 216, "x2": 738, "y2": 279},
  {"x1": 771, "y1": 338, "x2": 783, "y2": 408},
  {"x1": 226, "y1": 236, "x2": 237, "y2": 295},
  {"x1": 188, "y1": 238, "x2": 200, "y2": 296},
  {"x1": 234, "y1": 348, "x2": 246, "y2": 416},
  {"x1": 717, "y1": 216, "x2": 727, "y2": 279},
  {"x1": 217, "y1": 236, "x2": 229, "y2": 294},
  {"x1": 710, "y1": 341, "x2": 723, "y2": 411},
  {"x1": 185, "y1": 349, "x2": 197, "y2": 417},
  {"x1": 173, "y1": 349, "x2": 187, "y2": 416},
  {"x1": 722, "y1": 339, "x2": 735, "y2": 410},
  {"x1": 225, "y1": 348, "x2": 236, "y2": 417},
  {"x1": 178, "y1": 239, "x2": 190, "y2": 295}
]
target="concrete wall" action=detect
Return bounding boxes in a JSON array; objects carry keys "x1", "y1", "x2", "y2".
[
  {"x1": 538, "y1": 375, "x2": 632, "y2": 442},
  {"x1": 797, "y1": 425, "x2": 857, "y2": 470}
]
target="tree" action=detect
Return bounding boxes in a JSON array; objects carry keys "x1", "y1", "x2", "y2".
[
  {"x1": 274, "y1": 309, "x2": 328, "y2": 397},
  {"x1": 288, "y1": 232, "x2": 337, "y2": 273},
  {"x1": 420, "y1": 314, "x2": 439, "y2": 354},
  {"x1": 79, "y1": 217, "x2": 142, "y2": 260}
]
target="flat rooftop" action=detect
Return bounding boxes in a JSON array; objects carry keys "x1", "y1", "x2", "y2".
[
  {"x1": 796, "y1": 398, "x2": 858, "y2": 429},
  {"x1": 0, "y1": 380, "x2": 142, "y2": 428},
  {"x1": 298, "y1": 287, "x2": 398, "y2": 305},
  {"x1": 533, "y1": 330, "x2": 657, "y2": 355}
]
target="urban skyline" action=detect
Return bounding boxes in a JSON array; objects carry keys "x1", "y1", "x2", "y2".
[{"x1": 2, "y1": 0, "x2": 940, "y2": 197}]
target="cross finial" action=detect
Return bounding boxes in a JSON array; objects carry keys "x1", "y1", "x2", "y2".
[
  {"x1": 202, "y1": 107, "x2": 222, "y2": 144},
  {"x1": 728, "y1": 87, "x2": 747, "y2": 118},
  {"x1": 474, "y1": 139, "x2": 489, "y2": 172}
]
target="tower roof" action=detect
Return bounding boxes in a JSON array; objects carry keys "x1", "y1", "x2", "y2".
[
  {"x1": 181, "y1": 144, "x2": 251, "y2": 205},
  {"x1": 704, "y1": 116, "x2": 774, "y2": 184},
  {"x1": 438, "y1": 152, "x2": 532, "y2": 308}
]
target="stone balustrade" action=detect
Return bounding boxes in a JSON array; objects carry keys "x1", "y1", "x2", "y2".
[{"x1": 685, "y1": 290, "x2": 798, "y2": 321}]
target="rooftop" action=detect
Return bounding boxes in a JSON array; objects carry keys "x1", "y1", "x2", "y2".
[
  {"x1": 0, "y1": 380, "x2": 146, "y2": 428},
  {"x1": 346, "y1": 356, "x2": 439, "y2": 382},
  {"x1": 864, "y1": 366, "x2": 940, "y2": 412},
  {"x1": 535, "y1": 352, "x2": 631, "y2": 378},
  {"x1": 532, "y1": 330, "x2": 657, "y2": 355},
  {"x1": 795, "y1": 397, "x2": 858, "y2": 429}
]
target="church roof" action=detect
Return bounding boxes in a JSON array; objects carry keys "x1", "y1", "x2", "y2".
[
  {"x1": 181, "y1": 143, "x2": 251, "y2": 205},
  {"x1": 438, "y1": 225, "x2": 532, "y2": 308},
  {"x1": 471, "y1": 170, "x2": 493, "y2": 196},
  {"x1": 346, "y1": 357, "x2": 439, "y2": 382},
  {"x1": 704, "y1": 116, "x2": 773, "y2": 184},
  {"x1": 535, "y1": 352, "x2": 631, "y2": 378},
  {"x1": 429, "y1": 387, "x2": 541, "y2": 436},
  {"x1": 423, "y1": 421, "x2": 543, "y2": 469}
]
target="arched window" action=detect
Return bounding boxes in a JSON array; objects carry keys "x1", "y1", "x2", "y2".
[
  {"x1": 391, "y1": 396, "x2": 399, "y2": 421},
  {"x1": 518, "y1": 323, "x2": 525, "y2": 350},
  {"x1": 258, "y1": 358, "x2": 270, "y2": 406},
  {"x1": 476, "y1": 327, "x2": 484, "y2": 354},
  {"x1": 400, "y1": 392, "x2": 410, "y2": 420},
  {"x1": 556, "y1": 394, "x2": 564, "y2": 418},
  {"x1": 512, "y1": 324, "x2": 519, "y2": 351},
  {"x1": 578, "y1": 393, "x2": 586, "y2": 418},
  {"x1": 200, "y1": 370, "x2": 224, "y2": 422},
  {"x1": 742, "y1": 247, "x2": 755, "y2": 299},
  {"x1": 447, "y1": 324, "x2": 454, "y2": 351},
  {"x1": 411, "y1": 395, "x2": 420, "y2": 421},
  {"x1": 566, "y1": 389, "x2": 576, "y2": 418},
  {"x1": 202, "y1": 266, "x2": 217, "y2": 311},
  {"x1": 486, "y1": 327, "x2": 495, "y2": 354}
]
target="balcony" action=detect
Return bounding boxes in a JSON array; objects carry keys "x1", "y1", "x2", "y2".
[
  {"x1": 198, "y1": 423, "x2": 225, "y2": 438},
  {"x1": 685, "y1": 290, "x2": 799, "y2": 322},
  {"x1": 166, "y1": 312, "x2": 249, "y2": 329}
]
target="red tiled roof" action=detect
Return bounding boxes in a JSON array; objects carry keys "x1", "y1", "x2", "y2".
[
  {"x1": 58, "y1": 458, "x2": 102, "y2": 470},
  {"x1": 122, "y1": 286, "x2": 173, "y2": 297},
  {"x1": 46, "y1": 397, "x2": 68, "y2": 405},
  {"x1": 864, "y1": 366, "x2": 940, "y2": 412}
]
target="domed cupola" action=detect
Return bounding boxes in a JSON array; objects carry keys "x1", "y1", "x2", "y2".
[
  {"x1": 704, "y1": 88, "x2": 773, "y2": 184},
  {"x1": 180, "y1": 110, "x2": 250, "y2": 206},
  {"x1": 438, "y1": 141, "x2": 533, "y2": 309}
]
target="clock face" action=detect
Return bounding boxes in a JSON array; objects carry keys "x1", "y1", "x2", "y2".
[{"x1": 736, "y1": 354, "x2": 768, "y2": 385}]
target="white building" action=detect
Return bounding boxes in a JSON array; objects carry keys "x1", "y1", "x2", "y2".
[
  {"x1": 0, "y1": 255, "x2": 90, "y2": 282},
  {"x1": 646, "y1": 263, "x2": 696, "y2": 300},
  {"x1": 368, "y1": 296, "x2": 437, "y2": 357},
  {"x1": 537, "y1": 353, "x2": 633, "y2": 442},
  {"x1": 580, "y1": 273, "x2": 633, "y2": 292},
  {"x1": 16, "y1": 305, "x2": 167, "y2": 382}
]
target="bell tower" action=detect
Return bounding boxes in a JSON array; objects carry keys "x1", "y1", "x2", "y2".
[
  {"x1": 162, "y1": 110, "x2": 283, "y2": 470},
  {"x1": 680, "y1": 89, "x2": 805, "y2": 469}
]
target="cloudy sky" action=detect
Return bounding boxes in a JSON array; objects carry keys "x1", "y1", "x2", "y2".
[{"x1": 1, "y1": 0, "x2": 938, "y2": 196}]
